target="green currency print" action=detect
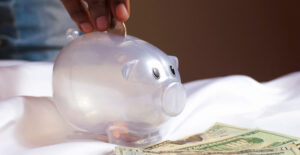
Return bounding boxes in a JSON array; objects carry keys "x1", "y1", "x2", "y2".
[{"x1": 178, "y1": 130, "x2": 298, "y2": 151}]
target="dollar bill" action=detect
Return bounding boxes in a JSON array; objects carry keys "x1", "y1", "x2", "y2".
[
  {"x1": 115, "y1": 123, "x2": 300, "y2": 155},
  {"x1": 175, "y1": 129, "x2": 299, "y2": 151},
  {"x1": 142, "y1": 123, "x2": 250, "y2": 151},
  {"x1": 292, "y1": 139, "x2": 300, "y2": 150},
  {"x1": 293, "y1": 139, "x2": 300, "y2": 146},
  {"x1": 116, "y1": 144, "x2": 300, "y2": 155},
  {"x1": 203, "y1": 123, "x2": 250, "y2": 140}
]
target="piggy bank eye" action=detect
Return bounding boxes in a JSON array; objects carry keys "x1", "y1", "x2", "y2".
[
  {"x1": 152, "y1": 68, "x2": 160, "y2": 80},
  {"x1": 170, "y1": 66, "x2": 176, "y2": 76}
]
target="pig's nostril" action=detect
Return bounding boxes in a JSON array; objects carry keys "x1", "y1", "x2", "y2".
[{"x1": 161, "y1": 82, "x2": 186, "y2": 116}]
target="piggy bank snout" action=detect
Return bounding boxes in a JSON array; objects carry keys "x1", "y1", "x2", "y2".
[{"x1": 161, "y1": 82, "x2": 186, "y2": 116}]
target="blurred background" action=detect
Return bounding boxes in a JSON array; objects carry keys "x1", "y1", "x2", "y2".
[{"x1": 126, "y1": 0, "x2": 300, "y2": 82}]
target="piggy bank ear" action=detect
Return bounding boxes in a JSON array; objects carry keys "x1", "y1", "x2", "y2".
[
  {"x1": 168, "y1": 56, "x2": 179, "y2": 68},
  {"x1": 121, "y1": 59, "x2": 139, "y2": 80}
]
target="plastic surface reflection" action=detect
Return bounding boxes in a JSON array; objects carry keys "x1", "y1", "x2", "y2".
[{"x1": 53, "y1": 32, "x2": 186, "y2": 146}]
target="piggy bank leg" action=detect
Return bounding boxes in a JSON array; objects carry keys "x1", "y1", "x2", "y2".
[{"x1": 106, "y1": 123, "x2": 162, "y2": 147}]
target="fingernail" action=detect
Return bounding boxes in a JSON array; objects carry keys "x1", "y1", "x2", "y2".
[
  {"x1": 80, "y1": 23, "x2": 93, "y2": 33},
  {"x1": 116, "y1": 3, "x2": 129, "y2": 21},
  {"x1": 96, "y1": 16, "x2": 108, "y2": 31}
]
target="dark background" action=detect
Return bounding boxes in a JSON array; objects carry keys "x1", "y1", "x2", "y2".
[{"x1": 126, "y1": 0, "x2": 300, "y2": 82}]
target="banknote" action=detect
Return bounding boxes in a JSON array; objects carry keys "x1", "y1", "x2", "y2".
[
  {"x1": 175, "y1": 129, "x2": 299, "y2": 151},
  {"x1": 142, "y1": 123, "x2": 250, "y2": 151},
  {"x1": 115, "y1": 144, "x2": 300, "y2": 155},
  {"x1": 293, "y1": 139, "x2": 300, "y2": 146},
  {"x1": 115, "y1": 123, "x2": 300, "y2": 155},
  {"x1": 203, "y1": 123, "x2": 250, "y2": 140},
  {"x1": 293, "y1": 139, "x2": 300, "y2": 150}
]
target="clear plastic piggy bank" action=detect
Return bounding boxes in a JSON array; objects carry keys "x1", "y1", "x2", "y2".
[{"x1": 53, "y1": 32, "x2": 186, "y2": 146}]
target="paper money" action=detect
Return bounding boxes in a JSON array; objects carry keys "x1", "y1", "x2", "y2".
[
  {"x1": 176, "y1": 129, "x2": 298, "y2": 151},
  {"x1": 203, "y1": 123, "x2": 250, "y2": 140},
  {"x1": 116, "y1": 144, "x2": 300, "y2": 155},
  {"x1": 143, "y1": 123, "x2": 250, "y2": 151},
  {"x1": 115, "y1": 123, "x2": 300, "y2": 155}
]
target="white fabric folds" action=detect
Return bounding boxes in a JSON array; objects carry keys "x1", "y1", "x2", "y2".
[{"x1": 0, "y1": 61, "x2": 299, "y2": 155}]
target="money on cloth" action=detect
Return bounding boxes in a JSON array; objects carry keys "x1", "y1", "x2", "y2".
[{"x1": 115, "y1": 123, "x2": 300, "y2": 155}]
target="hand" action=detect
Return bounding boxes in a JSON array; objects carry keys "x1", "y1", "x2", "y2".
[{"x1": 61, "y1": 0, "x2": 130, "y2": 33}]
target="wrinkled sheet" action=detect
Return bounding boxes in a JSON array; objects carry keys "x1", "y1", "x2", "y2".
[{"x1": 0, "y1": 61, "x2": 299, "y2": 155}]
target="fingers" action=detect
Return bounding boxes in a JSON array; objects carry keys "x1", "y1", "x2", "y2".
[
  {"x1": 110, "y1": 0, "x2": 130, "y2": 22},
  {"x1": 61, "y1": 0, "x2": 130, "y2": 33},
  {"x1": 61, "y1": 0, "x2": 93, "y2": 33},
  {"x1": 85, "y1": 0, "x2": 110, "y2": 31}
]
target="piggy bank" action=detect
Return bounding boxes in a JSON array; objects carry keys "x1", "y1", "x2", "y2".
[{"x1": 53, "y1": 32, "x2": 186, "y2": 146}]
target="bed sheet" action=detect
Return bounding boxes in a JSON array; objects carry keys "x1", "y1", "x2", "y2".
[{"x1": 0, "y1": 61, "x2": 299, "y2": 155}]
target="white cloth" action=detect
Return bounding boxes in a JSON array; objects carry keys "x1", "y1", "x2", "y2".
[{"x1": 0, "y1": 61, "x2": 299, "y2": 155}]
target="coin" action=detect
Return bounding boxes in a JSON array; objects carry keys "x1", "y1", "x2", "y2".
[{"x1": 108, "y1": 19, "x2": 127, "y2": 37}]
